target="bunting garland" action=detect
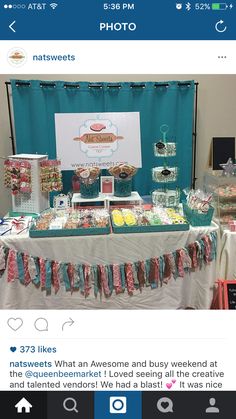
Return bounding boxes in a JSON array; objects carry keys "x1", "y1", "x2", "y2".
[{"x1": 0, "y1": 231, "x2": 217, "y2": 297}]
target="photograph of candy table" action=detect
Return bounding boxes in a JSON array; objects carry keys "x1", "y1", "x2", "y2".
[{"x1": 0, "y1": 223, "x2": 218, "y2": 310}]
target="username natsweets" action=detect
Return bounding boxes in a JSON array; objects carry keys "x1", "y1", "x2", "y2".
[{"x1": 33, "y1": 54, "x2": 76, "y2": 61}]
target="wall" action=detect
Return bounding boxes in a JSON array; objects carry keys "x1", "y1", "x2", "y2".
[{"x1": 0, "y1": 74, "x2": 236, "y2": 216}]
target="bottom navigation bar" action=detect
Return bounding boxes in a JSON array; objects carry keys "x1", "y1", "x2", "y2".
[{"x1": 0, "y1": 391, "x2": 235, "y2": 419}]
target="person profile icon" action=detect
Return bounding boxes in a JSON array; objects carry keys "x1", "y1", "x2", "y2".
[{"x1": 205, "y1": 398, "x2": 220, "y2": 413}]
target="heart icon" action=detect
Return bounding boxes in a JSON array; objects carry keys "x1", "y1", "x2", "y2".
[
  {"x1": 172, "y1": 379, "x2": 176, "y2": 384},
  {"x1": 166, "y1": 383, "x2": 172, "y2": 389},
  {"x1": 10, "y1": 347, "x2": 17, "y2": 352},
  {"x1": 7, "y1": 318, "x2": 23, "y2": 331}
]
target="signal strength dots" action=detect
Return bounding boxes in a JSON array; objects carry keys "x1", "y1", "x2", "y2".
[{"x1": 50, "y1": 3, "x2": 58, "y2": 10}]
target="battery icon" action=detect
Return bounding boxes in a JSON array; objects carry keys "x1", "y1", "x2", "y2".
[{"x1": 212, "y1": 3, "x2": 228, "y2": 9}]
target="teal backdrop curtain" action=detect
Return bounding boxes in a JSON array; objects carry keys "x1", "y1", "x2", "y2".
[{"x1": 11, "y1": 80, "x2": 195, "y2": 196}]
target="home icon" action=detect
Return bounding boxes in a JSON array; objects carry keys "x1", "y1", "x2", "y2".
[{"x1": 15, "y1": 397, "x2": 33, "y2": 413}]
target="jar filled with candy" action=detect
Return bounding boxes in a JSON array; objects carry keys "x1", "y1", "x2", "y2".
[
  {"x1": 108, "y1": 164, "x2": 138, "y2": 197},
  {"x1": 75, "y1": 167, "x2": 100, "y2": 199}
]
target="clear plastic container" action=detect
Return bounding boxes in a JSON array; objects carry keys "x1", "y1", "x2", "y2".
[{"x1": 152, "y1": 167, "x2": 178, "y2": 183}]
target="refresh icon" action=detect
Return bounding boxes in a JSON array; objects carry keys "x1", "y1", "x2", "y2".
[{"x1": 215, "y1": 20, "x2": 227, "y2": 33}]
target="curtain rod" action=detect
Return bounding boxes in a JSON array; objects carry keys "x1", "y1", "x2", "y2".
[{"x1": 5, "y1": 81, "x2": 199, "y2": 88}]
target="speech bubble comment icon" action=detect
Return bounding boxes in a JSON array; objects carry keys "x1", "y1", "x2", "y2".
[
  {"x1": 157, "y1": 397, "x2": 174, "y2": 413},
  {"x1": 34, "y1": 318, "x2": 48, "y2": 332}
]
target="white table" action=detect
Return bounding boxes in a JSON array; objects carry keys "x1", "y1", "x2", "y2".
[
  {"x1": 71, "y1": 193, "x2": 107, "y2": 209},
  {"x1": 106, "y1": 191, "x2": 143, "y2": 209},
  {"x1": 0, "y1": 222, "x2": 219, "y2": 310},
  {"x1": 72, "y1": 191, "x2": 143, "y2": 210}
]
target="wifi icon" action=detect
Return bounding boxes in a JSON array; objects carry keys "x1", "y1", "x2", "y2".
[{"x1": 50, "y1": 3, "x2": 58, "y2": 9}]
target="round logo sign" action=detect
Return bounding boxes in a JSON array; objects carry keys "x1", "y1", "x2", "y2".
[{"x1": 7, "y1": 48, "x2": 27, "y2": 67}]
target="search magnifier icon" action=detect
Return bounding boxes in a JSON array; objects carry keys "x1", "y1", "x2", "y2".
[{"x1": 63, "y1": 398, "x2": 78, "y2": 413}]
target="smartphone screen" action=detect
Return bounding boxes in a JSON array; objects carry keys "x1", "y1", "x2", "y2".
[{"x1": 0, "y1": 1, "x2": 236, "y2": 418}]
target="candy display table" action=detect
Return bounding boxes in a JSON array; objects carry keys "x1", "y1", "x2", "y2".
[{"x1": 0, "y1": 222, "x2": 219, "y2": 310}]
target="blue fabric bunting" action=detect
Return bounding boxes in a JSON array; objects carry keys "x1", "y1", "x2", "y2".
[
  {"x1": 107, "y1": 265, "x2": 113, "y2": 293},
  {"x1": 16, "y1": 253, "x2": 24, "y2": 284},
  {"x1": 62, "y1": 263, "x2": 71, "y2": 291},
  {"x1": 133, "y1": 262, "x2": 140, "y2": 288},
  {"x1": 45, "y1": 260, "x2": 52, "y2": 292},
  {"x1": 159, "y1": 256, "x2": 164, "y2": 284},
  {"x1": 119, "y1": 264, "x2": 126, "y2": 290},
  {"x1": 78, "y1": 264, "x2": 84, "y2": 293},
  {"x1": 32, "y1": 258, "x2": 40, "y2": 286},
  {"x1": 145, "y1": 260, "x2": 150, "y2": 285}
]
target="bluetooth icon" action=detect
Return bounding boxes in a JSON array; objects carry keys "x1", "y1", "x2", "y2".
[{"x1": 186, "y1": 2, "x2": 191, "y2": 11}]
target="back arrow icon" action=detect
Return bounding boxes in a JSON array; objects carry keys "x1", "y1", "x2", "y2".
[{"x1": 9, "y1": 21, "x2": 16, "y2": 33}]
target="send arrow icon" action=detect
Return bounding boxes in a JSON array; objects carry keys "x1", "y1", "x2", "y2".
[
  {"x1": 9, "y1": 21, "x2": 16, "y2": 33},
  {"x1": 62, "y1": 318, "x2": 75, "y2": 331}
]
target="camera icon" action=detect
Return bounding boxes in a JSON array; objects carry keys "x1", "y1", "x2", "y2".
[
  {"x1": 109, "y1": 397, "x2": 127, "y2": 414},
  {"x1": 176, "y1": 3, "x2": 183, "y2": 10}
]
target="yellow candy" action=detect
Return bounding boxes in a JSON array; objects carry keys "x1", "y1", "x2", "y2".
[
  {"x1": 123, "y1": 210, "x2": 137, "y2": 226},
  {"x1": 112, "y1": 210, "x2": 124, "y2": 226}
]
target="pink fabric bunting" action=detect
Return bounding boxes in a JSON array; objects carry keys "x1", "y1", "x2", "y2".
[
  {"x1": 188, "y1": 243, "x2": 198, "y2": 269},
  {"x1": 176, "y1": 249, "x2": 185, "y2": 277},
  {"x1": 112, "y1": 264, "x2": 123, "y2": 294},
  {"x1": 52, "y1": 261, "x2": 60, "y2": 293},
  {"x1": 39, "y1": 257, "x2": 46, "y2": 289},
  {"x1": 23, "y1": 254, "x2": 31, "y2": 285},
  {"x1": 125, "y1": 263, "x2": 135, "y2": 296},
  {"x1": 84, "y1": 264, "x2": 92, "y2": 297},
  {"x1": 137, "y1": 261, "x2": 146, "y2": 289},
  {"x1": 163, "y1": 254, "x2": 172, "y2": 283},
  {"x1": 98, "y1": 265, "x2": 110, "y2": 297},
  {"x1": 202, "y1": 235, "x2": 211, "y2": 263},
  {"x1": 7, "y1": 248, "x2": 18, "y2": 282}
]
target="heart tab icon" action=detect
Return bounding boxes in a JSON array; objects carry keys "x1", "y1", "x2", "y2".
[{"x1": 7, "y1": 318, "x2": 23, "y2": 331}]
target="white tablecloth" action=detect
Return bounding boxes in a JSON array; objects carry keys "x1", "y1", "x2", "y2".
[
  {"x1": 219, "y1": 227, "x2": 236, "y2": 280},
  {"x1": 0, "y1": 223, "x2": 219, "y2": 310}
]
